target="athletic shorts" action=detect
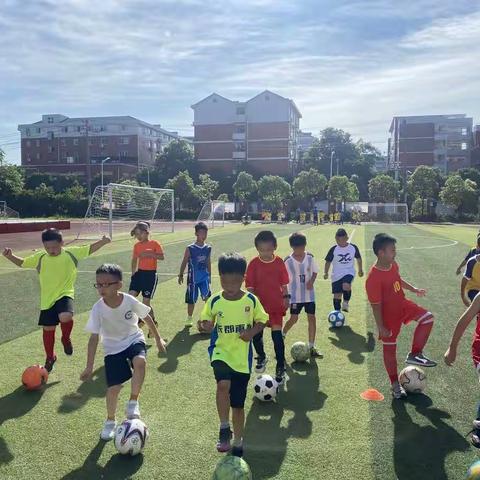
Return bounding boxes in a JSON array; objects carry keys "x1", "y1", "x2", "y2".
[
  {"x1": 331, "y1": 275, "x2": 354, "y2": 294},
  {"x1": 267, "y1": 312, "x2": 285, "y2": 328},
  {"x1": 185, "y1": 279, "x2": 211, "y2": 304},
  {"x1": 468, "y1": 290, "x2": 480, "y2": 302},
  {"x1": 290, "y1": 302, "x2": 316, "y2": 315},
  {"x1": 38, "y1": 296, "x2": 74, "y2": 327},
  {"x1": 212, "y1": 360, "x2": 250, "y2": 409},
  {"x1": 380, "y1": 299, "x2": 433, "y2": 343},
  {"x1": 104, "y1": 341, "x2": 147, "y2": 387},
  {"x1": 129, "y1": 270, "x2": 158, "y2": 299}
]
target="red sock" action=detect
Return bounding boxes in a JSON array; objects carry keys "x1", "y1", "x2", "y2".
[
  {"x1": 411, "y1": 316, "x2": 434, "y2": 355},
  {"x1": 60, "y1": 320, "x2": 74, "y2": 342},
  {"x1": 43, "y1": 329, "x2": 56, "y2": 359},
  {"x1": 382, "y1": 343, "x2": 398, "y2": 384}
]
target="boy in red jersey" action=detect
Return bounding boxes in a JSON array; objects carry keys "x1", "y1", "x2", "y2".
[
  {"x1": 245, "y1": 231, "x2": 290, "y2": 384},
  {"x1": 365, "y1": 233, "x2": 436, "y2": 399}
]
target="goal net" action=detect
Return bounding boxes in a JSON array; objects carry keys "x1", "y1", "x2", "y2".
[
  {"x1": 344, "y1": 202, "x2": 409, "y2": 224},
  {"x1": 0, "y1": 201, "x2": 19, "y2": 219},
  {"x1": 197, "y1": 200, "x2": 225, "y2": 228},
  {"x1": 77, "y1": 183, "x2": 174, "y2": 240}
]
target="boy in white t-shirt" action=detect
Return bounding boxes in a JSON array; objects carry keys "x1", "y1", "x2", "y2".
[
  {"x1": 80, "y1": 264, "x2": 167, "y2": 441},
  {"x1": 282, "y1": 232, "x2": 321, "y2": 357}
]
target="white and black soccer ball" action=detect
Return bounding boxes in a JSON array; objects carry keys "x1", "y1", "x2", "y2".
[
  {"x1": 399, "y1": 366, "x2": 426, "y2": 394},
  {"x1": 114, "y1": 419, "x2": 149, "y2": 456},
  {"x1": 253, "y1": 374, "x2": 278, "y2": 402},
  {"x1": 290, "y1": 341, "x2": 310, "y2": 362},
  {"x1": 328, "y1": 310, "x2": 345, "y2": 328}
]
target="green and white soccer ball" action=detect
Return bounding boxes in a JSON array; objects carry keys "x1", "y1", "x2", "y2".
[
  {"x1": 399, "y1": 366, "x2": 426, "y2": 394},
  {"x1": 290, "y1": 341, "x2": 310, "y2": 362},
  {"x1": 212, "y1": 455, "x2": 252, "y2": 480}
]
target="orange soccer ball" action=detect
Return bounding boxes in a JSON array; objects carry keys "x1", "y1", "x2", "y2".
[{"x1": 22, "y1": 365, "x2": 49, "y2": 391}]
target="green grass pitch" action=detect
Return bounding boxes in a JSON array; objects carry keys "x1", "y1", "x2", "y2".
[{"x1": 1, "y1": 222, "x2": 480, "y2": 479}]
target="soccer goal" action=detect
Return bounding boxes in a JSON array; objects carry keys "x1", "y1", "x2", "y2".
[
  {"x1": 0, "y1": 201, "x2": 19, "y2": 219},
  {"x1": 345, "y1": 202, "x2": 409, "y2": 224},
  {"x1": 197, "y1": 200, "x2": 226, "y2": 228},
  {"x1": 76, "y1": 183, "x2": 175, "y2": 240}
]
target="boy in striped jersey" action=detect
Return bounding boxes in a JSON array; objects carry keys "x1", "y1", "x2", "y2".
[{"x1": 283, "y1": 232, "x2": 322, "y2": 357}]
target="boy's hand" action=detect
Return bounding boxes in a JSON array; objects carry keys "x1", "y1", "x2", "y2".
[
  {"x1": 358, "y1": 270, "x2": 364, "y2": 278},
  {"x1": 101, "y1": 235, "x2": 111, "y2": 244},
  {"x1": 306, "y1": 280, "x2": 314, "y2": 290},
  {"x1": 456, "y1": 267, "x2": 462, "y2": 275},
  {"x1": 462, "y1": 296, "x2": 471, "y2": 307},
  {"x1": 197, "y1": 320, "x2": 213, "y2": 334},
  {"x1": 378, "y1": 325, "x2": 392, "y2": 339},
  {"x1": 178, "y1": 274, "x2": 184, "y2": 285},
  {"x1": 240, "y1": 328, "x2": 255, "y2": 342},
  {"x1": 323, "y1": 273, "x2": 328, "y2": 280},
  {"x1": 156, "y1": 337, "x2": 167, "y2": 354},
  {"x1": 283, "y1": 298, "x2": 290, "y2": 310},
  {"x1": 2, "y1": 248, "x2": 12, "y2": 257},
  {"x1": 444, "y1": 347, "x2": 457, "y2": 366},
  {"x1": 415, "y1": 288, "x2": 426, "y2": 297},
  {"x1": 80, "y1": 367, "x2": 93, "y2": 381}
]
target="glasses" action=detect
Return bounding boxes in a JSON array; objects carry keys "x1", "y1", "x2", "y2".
[{"x1": 94, "y1": 281, "x2": 119, "y2": 288}]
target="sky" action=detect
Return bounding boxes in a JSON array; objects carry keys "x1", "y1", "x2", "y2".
[{"x1": 1, "y1": 0, "x2": 479, "y2": 164}]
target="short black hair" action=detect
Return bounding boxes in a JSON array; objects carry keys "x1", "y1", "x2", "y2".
[
  {"x1": 195, "y1": 222, "x2": 209, "y2": 233},
  {"x1": 372, "y1": 233, "x2": 396, "y2": 255},
  {"x1": 95, "y1": 263, "x2": 123, "y2": 280},
  {"x1": 254, "y1": 230, "x2": 277, "y2": 248},
  {"x1": 41, "y1": 228, "x2": 63, "y2": 243},
  {"x1": 336, "y1": 228, "x2": 348, "y2": 238},
  {"x1": 218, "y1": 253, "x2": 247, "y2": 275},
  {"x1": 289, "y1": 232, "x2": 307, "y2": 247}
]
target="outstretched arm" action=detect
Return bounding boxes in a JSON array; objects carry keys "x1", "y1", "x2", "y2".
[
  {"x1": 2, "y1": 248, "x2": 24, "y2": 267},
  {"x1": 89, "y1": 236, "x2": 111, "y2": 255}
]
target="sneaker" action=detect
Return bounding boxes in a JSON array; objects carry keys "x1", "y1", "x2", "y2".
[
  {"x1": 405, "y1": 352, "x2": 437, "y2": 367},
  {"x1": 231, "y1": 445, "x2": 244, "y2": 457},
  {"x1": 44, "y1": 356, "x2": 57, "y2": 373},
  {"x1": 254, "y1": 356, "x2": 268, "y2": 374},
  {"x1": 342, "y1": 301, "x2": 349, "y2": 312},
  {"x1": 216, "y1": 427, "x2": 232, "y2": 453},
  {"x1": 185, "y1": 317, "x2": 193, "y2": 328},
  {"x1": 471, "y1": 420, "x2": 480, "y2": 448},
  {"x1": 147, "y1": 319, "x2": 159, "y2": 338},
  {"x1": 310, "y1": 346, "x2": 323, "y2": 358},
  {"x1": 391, "y1": 381, "x2": 407, "y2": 399},
  {"x1": 62, "y1": 338, "x2": 73, "y2": 356},
  {"x1": 126, "y1": 400, "x2": 140, "y2": 419},
  {"x1": 100, "y1": 420, "x2": 116, "y2": 441},
  {"x1": 275, "y1": 365, "x2": 286, "y2": 385}
]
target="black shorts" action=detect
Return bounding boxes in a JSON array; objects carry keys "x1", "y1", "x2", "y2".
[
  {"x1": 104, "y1": 341, "x2": 147, "y2": 387},
  {"x1": 290, "y1": 302, "x2": 316, "y2": 315},
  {"x1": 468, "y1": 290, "x2": 480, "y2": 302},
  {"x1": 129, "y1": 270, "x2": 158, "y2": 299},
  {"x1": 332, "y1": 275, "x2": 354, "y2": 294},
  {"x1": 212, "y1": 360, "x2": 250, "y2": 409},
  {"x1": 38, "y1": 296, "x2": 74, "y2": 327}
]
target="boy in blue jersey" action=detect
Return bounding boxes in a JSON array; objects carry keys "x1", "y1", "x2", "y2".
[{"x1": 178, "y1": 222, "x2": 212, "y2": 327}]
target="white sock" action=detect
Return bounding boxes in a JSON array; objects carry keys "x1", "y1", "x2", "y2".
[{"x1": 308, "y1": 342, "x2": 314, "y2": 348}]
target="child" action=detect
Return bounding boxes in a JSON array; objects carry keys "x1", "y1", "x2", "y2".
[
  {"x1": 80, "y1": 264, "x2": 167, "y2": 441},
  {"x1": 461, "y1": 254, "x2": 480, "y2": 307},
  {"x1": 324, "y1": 228, "x2": 363, "y2": 313},
  {"x1": 456, "y1": 234, "x2": 480, "y2": 275},
  {"x1": 200, "y1": 253, "x2": 267, "y2": 457},
  {"x1": 245, "y1": 231, "x2": 290, "y2": 383},
  {"x1": 283, "y1": 232, "x2": 321, "y2": 357},
  {"x1": 365, "y1": 233, "x2": 436, "y2": 399},
  {"x1": 129, "y1": 221, "x2": 164, "y2": 335},
  {"x1": 2, "y1": 228, "x2": 110, "y2": 372},
  {"x1": 178, "y1": 222, "x2": 212, "y2": 327}
]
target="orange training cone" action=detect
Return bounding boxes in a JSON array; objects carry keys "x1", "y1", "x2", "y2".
[{"x1": 360, "y1": 388, "x2": 385, "y2": 401}]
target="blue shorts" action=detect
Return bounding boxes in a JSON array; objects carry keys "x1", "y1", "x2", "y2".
[
  {"x1": 332, "y1": 275, "x2": 354, "y2": 294},
  {"x1": 104, "y1": 341, "x2": 146, "y2": 387},
  {"x1": 185, "y1": 280, "x2": 211, "y2": 304}
]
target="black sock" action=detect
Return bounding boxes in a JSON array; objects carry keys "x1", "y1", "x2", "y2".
[
  {"x1": 343, "y1": 290, "x2": 351, "y2": 301},
  {"x1": 253, "y1": 330, "x2": 266, "y2": 359},
  {"x1": 271, "y1": 330, "x2": 285, "y2": 369},
  {"x1": 333, "y1": 298, "x2": 341, "y2": 310}
]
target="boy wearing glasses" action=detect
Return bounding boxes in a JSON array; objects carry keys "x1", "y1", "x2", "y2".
[{"x1": 80, "y1": 264, "x2": 167, "y2": 441}]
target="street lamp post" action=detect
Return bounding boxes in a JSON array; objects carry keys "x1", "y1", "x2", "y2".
[
  {"x1": 101, "y1": 156, "x2": 111, "y2": 189},
  {"x1": 330, "y1": 150, "x2": 335, "y2": 179}
]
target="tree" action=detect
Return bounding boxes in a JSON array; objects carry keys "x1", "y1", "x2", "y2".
[
  {"x1": 0, "y1": 164, "x2": 24, "y2": 198},
  {"x1": 458, "y1": 168, "x2": 480, "y2": 188},
  {"x1": 217, "y1": 193, "x2": 229, "y2": 202},
  {"x1": 302, "y1": 139, "x2": 322, "y2": 171},
  {"x1": 233, "y1": 171, "x2": 257, "y2": 202},
  {"x1": 165, "y1": 170, "x2": 196, "y2": 210},
  {"x1": 408, "y1": 166, "x2": 442, "y2": 201},
  {"x1": 155, "y1": 140, "x2": 197, "y2": 184},
  {"x1": 257, "y1": 175, "x2": 291, "y2": 213},
  {"x1": 292, "y1": 168, "x2": 327, "y2": 206},
  {"x1": 195, "y1": 174, "x2": 219, "y2": 204},
  {"x1": 440, "y1": 175, "x2": 478, "y2": 215},
  {"x1": 368, "y1": 174, "x2": 399, "y2": 203},
  {"x1": 327, "y1": 176, "x2": 358, "y2": 202}
]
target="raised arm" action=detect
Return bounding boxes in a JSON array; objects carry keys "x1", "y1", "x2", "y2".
[
  {"x1": 89, "y1": 236, "x2": 111, "y2": 255},
  {"x1": 2, "y1": 248, "x2": 24, "y2": 267}
]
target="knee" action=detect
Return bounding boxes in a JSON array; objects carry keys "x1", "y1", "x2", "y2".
[
  {"x1": 217, "y1": 380, "x2": 230, "y2": 394},
  {"x1": 307, "y1": 315, "x2": 316, "y2": 324},
  {"x1": 132, "y1": 356, "x2": 146, "y2": 370},
  {"x1": 59, "y1": 313, "x2": 73, "y2": 323},
  {"x1": 43, "y1": 326, "x2": 56, "y2": 331},
  {"x1": 107, "y1": 384, "x2": 122, "y2": 395},
  {"x1": 342, "y1": 284, "x2": 351, "y2": 291}
]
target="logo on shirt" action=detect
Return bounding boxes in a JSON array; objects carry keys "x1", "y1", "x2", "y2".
[
  {"x1": 125, "y1": 311, "x2": 133, "y2": 320},
  {"x1": 393, "y1": 281, "x2": 401, "y2": 293},
  {"x1": 338, "y1": 253, "x2": 352, "y2": 264},
  {"x1": 217, "y1": 311, "x2": 224, "y2": 318},
  {"x1": 245, "y1": 306, "x2": 251, "y2": 313},
  {"x1": 299, "y1": 274, "x2": 306, "y2": 283},
  {"x1": 217, "y1": 324, "x2": 248, "y2": 334}
]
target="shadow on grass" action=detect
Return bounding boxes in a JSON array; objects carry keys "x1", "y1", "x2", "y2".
[
  {"x1": 61, "y1": 440, "x2": 144, "y2": 480},
  {"x1": 392, "y1": 395, "x2": 469, "y2": 480},
  {"x1": 244, "y1": 359, "x2": 327, "y2": 479},
  {"x1": 58, "y1": 366, "x2": 106, "y2": 414},
  {"x1": 158, "y1": 327, "x2": 208, "y2": 374},
  {"x1": 328, "y1": 326, "x2": 375, "y2": 364}
]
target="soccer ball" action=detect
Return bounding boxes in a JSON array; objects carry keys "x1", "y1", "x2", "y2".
[
  {"x1": 290, "y1": 341, "x2": 310, "y2": 362},
  {"x1": 399, "y1": 366, "x2": 426, "y2": 394},
  {"x1": 253, "y1": 374, "x2": 278, "y2": 401},
  {"x1": 466, "y1": 460, "x2": 480, "y2": 480},
  {"x1": 22, "y1": 365, "x2": 48, "y2": 391},
  {"x1": 328, "y1": 310, "x2": 345, "y2": 328},
  {"x1": 114, "y1": 419, "x2": 149, "y2": 456},
  {"x1": 212, "y1": 455, "x2": 252, "y2": 480}
]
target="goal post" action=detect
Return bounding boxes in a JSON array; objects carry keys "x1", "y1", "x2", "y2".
[
  {"x1": 0, "y1": 201, "x2": 19, "y2": 219},
  {"x1": 197, "y1": 200, "x2": 226, "y2": 228},
  {"x1": 344, "y1": 202, "x2": 409, "y2": 224},
  {"x1": 77, "y1": 183, "x2": 175, "y2": 240}
]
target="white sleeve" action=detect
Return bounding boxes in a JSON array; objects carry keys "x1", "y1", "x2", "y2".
[
  {"x1": 85, "y1": 303, "x2": 101, "y2": 334},
  {"x1": 130, "y1": 296, "x2": 152, "y2": 319},
  {"x1": 312, "y1": 258, "x2": 320, "y2": 274}
]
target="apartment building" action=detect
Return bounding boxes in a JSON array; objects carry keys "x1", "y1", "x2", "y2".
[{"x1": 192, "y1": 90, "x2": 301, "y2": 176}]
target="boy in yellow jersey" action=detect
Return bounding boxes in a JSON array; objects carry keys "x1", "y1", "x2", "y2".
[
  {"x1": 200, "y1": 253, "x2": 268, "y2": 458},
  {"x1": 2, "y1": 228, "x2": 110, "y2": 372},
  {"x1": 462, "y1": 254, "x2": 480, "y2": 306}
]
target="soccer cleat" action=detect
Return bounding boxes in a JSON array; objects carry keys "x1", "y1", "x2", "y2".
[
  {"x1": 310, "y1": 346, "x2": 323, "y2": 358},
  {"x1": 126, "y1": 400, "x2": 141, "y2": 419},
  {"x1": 147, "y1": 319, "x2": 159, "y2": 338},
  {"x1": 254, "y1": 356, "x2": 268, "y2": 374},
  {"x1": 231, "y1": 445, "x2": 244, "y2": 457},
  {"x1": 185, "y1": 317, "x2": 193, "y2": 328},
  {"x1": 471, "y1": 420, "x2": 480, "y2": 448},
  {"x1": 391, "y1": 381, "x2": 407, "y2": 399},
  {"x1": 342, "y1": 301, "x2": 349, "y2": 312},
  {"x1": 44, "y1": 355, "x2": 57, "y2": 373},
  {"x1": 405, "y1": 352, "x2": 437, "y2": 367},
  {"x1": 275, "y1": 365, "x2": 286, "y2": 385},
  {"x1": 62, "y1": 338, "x2": 73, "y2": 356},
  {"x1": 216, "y1": 427, "x2": 232, "y2": 453},
  {"x1": 100, "y1": 420, "x2": 116, "y2": 441}
]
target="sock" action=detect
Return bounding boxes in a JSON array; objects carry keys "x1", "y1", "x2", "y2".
[
  {"x1": 233, "y1": 437, "x2": 243, "y2": 447},
  {"x1": 43, "y1": 329, "x2": 56, "y2": 359},
  {"x1": 271, "y1": 330, "x2": 285, "y2": 369},
  {"x1": 220, "y1": 421, "x2": 230, "y2": 430},
  {"x1": 411, "y1": 316, "x2": 434, "y2": 355},
  {"x1": 382, "y1": 343, "x2": 398, "y2": 384},
  {"x1": 308, "y1": 342, "x2": 314, "y2": 348},
  {"x1": 252, "y1": 331, "x2": 266, "y2": 359},
  {"x1": 333, "y1": 298, "x2": 341, "y2": 311},
  {"x1": 187, "y1": 315, "x2": 193, "y2": 320},
  {"x1": 343, "y1": 290, "x2": 351, "y2": 301},
  {"x1": 60, "y1": 320, "x2": 73, "y2": 342}
]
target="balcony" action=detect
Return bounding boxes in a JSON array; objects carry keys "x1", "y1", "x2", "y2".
[
  {"x1": 232, "y1": 132, "x2": 246, "y2": 140},
  {"x1": 233, "y1": 151, "x2": 246, "y2": 160}
]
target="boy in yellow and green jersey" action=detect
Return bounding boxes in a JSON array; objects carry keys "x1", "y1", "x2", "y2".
[
  {"x1": 2, "y1": 228, "x2": 110, "y2": 372},
  {"x1": 199, "y1": 252, "x2": 268, "y2": 458}
]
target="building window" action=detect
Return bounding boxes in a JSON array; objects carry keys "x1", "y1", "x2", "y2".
[
  {"x1": 462, "y1": 128, "x2": 468, "y2": 135},
  {"x1": 26, "y1": 128, "x2": 31, "y2": 137},
  {"x1": 73, "y1": 138, "x2": 79, "y2": 146},
  {"x1": 61, "y1": 139, "x2": 66, "y2": 147},
  {"x1": 36, "y1": 153, "x2": 41, "y2": 160},
  {"x1": 26, "y1": 140, "x2": 31, "y2": 147},
  {"x1": 462, "y1": 142, "x2": 468, "y2": 150},
  {"x1": 26, "y1": 156, "x2": 31, "y2": 163},
  {"x1": 36, "y1": 127, "x2": 41, "y2": 133},
  {"x1": 121, "y1": 137, "x2": 129, "y2": 144},
  {"x1": 121, "y1": 125, "x2": 126, "y2": 131},
  {"x1": 63, "y1": 126, "x2": 68, "y2": 133},
  {"x1": 234, "y1": 142, "x2": 245, "y2": 152},
  {"x1": 121, "y1": 151, "x2": 128, "y2": 157},
  {"x1": 36, "y1": 140, "x2": 40, "y2": 147},
  {"x1": 48, "y1": 145, "x2": 55, "y2": 153},
  {"x1": 74, "y1": 152, "x2": 79, "y2": 161},
  {"x1": 47, "y1": 117, "x2": 54, "y2": 123},
  {"x1": 77, "y1": 126, "x2": 81, "y2": 132},
  {"x1": 88, "y1": 139, "x2": 94, "y2": 146},
  {"x1": 234, "y1": 125, "x2": 246, "y2": 134},
  {"x1": 99, "y1": 125, "x2": 106, "y2": 132},
  {"x1": 236, "y1": 106, "x2": 245, "y2": 115}
]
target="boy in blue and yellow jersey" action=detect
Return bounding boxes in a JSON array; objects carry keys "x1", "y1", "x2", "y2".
[
  {"x1": 462, "y1": 254, "x2": 480, "y2": 306},
  {"x1": 200, "y1": 253, "x2": 268, "y2": 458},
  {"x1": 457, "y1": 235, "x2": 480, "y2": 276}
]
